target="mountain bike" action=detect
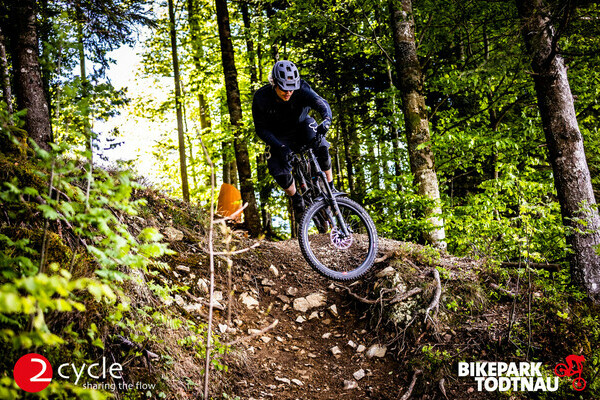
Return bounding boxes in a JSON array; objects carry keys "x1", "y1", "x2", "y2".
[{"x1": 291, "y1": 145, "x2": 378, "y2": 281}]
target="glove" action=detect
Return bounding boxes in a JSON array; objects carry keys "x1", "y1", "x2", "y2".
[{"x1": 316, "y1": 118, "x2": 331, "y2": 138}]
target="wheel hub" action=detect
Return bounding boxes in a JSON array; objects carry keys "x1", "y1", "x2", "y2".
[{"x1": 330, "y1": 227, "x2": 353, "y2": 249}]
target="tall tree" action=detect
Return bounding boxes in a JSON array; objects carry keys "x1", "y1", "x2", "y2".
[
  {"x1": 0, "y1": 26, "x2": 12, "y2": 115},
  {"x1": 390, "y1": 0, "x2": 446, "y2": 249},
  {"x1": 517, "y1": 0, "x2": 600, "y2": 302},
  {"x1": 6, "y1": 0, "x2": 52, "y2": 150},
  {"x1": 215, "y1": 0, "x2": 262, "y2": 236},
  {"x1": 168, "y1": 0, "x2": 190, "y2": 202}
]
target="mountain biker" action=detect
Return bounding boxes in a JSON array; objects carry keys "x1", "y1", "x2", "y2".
[{"x1": 252, "y1": 60, "x2": 336, "y2": 222}]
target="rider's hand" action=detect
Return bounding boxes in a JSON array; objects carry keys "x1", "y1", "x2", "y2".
[{"x1": 316, "y1": 118, "x2": 331, "y2": 138}]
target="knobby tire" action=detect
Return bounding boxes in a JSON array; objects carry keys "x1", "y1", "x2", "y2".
[{"x1": 298, "y1": 197, "x2": 378, "y2": 281}]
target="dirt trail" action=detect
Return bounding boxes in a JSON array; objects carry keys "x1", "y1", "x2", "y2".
[{"x1": 207, "y1": 238, "x2": 408, "y2": 399}]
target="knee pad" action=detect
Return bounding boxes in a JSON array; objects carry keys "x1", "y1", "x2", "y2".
[
  {"x1": 274, "y1": 173, "x2": 293, "y2": 189},
  {"x1": 315, "y1": 146, "x2": 332, "y2": 171}
]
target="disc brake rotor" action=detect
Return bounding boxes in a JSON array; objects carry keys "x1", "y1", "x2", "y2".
[{"x1": 330, "y1": 227, "x2": 353, "y2": 249}]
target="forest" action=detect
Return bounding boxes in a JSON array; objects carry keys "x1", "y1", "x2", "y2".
[{"x1": 1, "y1": 0, "x2": 600, "y2": 399}]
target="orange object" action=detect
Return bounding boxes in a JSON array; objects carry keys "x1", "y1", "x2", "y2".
[{"x1": 217, "y1": 183, "x2": 242, "y2": 222}]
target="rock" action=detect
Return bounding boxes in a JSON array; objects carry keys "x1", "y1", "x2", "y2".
[
  {"x1": 183, "y1": 303, "x2": 203, "y2": 313},
  {"x1": 269, "y1": 265, "x2": 279, "y2": 277},
  {"x1": 282, "y1": 304, "x2": 289, "y2": 311},
  {"x1": 197, "y1": 279, "x2": 208, "y2": 294},
  {"x1": 366, "y1": 344, "x2": 387, "y2": 358},
  {"x1": 261, "y1": 336, "x2": 271, "y2": 343},
  {"x1": 240, "y1": 293, "x2": 259, "y2": 309},
  {"x1": 322, "y1": 333, "x2": 332, "y2": 339},
  {"x1": 174, "y1": 294, "x2": 185, "y2": 306},
  {"x1": 163, "y1": 227, "x2": 183, "y2": 241},
  {"x1": 277, "y1": 294, "x2": 291, "y2": 304},
  {"x1": 176, "y1": 265, "x2": 190, "y2": 272},
  {"x1": 291, "y1": 379, "x2": 303, "y2": 386},
  {"x1": 353, "y1": 369, "x2": 366, "y2": 381},
  {"x1": 330, "y1": 346, "x2": 342, "y2": 356},
  {"x1": 275, "y1": 377, "x2": 291, "y2": 385},
  {"x1": 218, "y1": 323, "x2": 228, "y2": 333},
  {"x1": 293, "y1": 298, "x2": 310, "y2": 312},
  {"x1": 261, "y1": 278, "x2": 275, "y2": 286},
  {"x1": 308, "y1": 311, "x2": 319, "y2": 320},
  {"x1": 213, "y1": 291, "x2": 223, "y2": 302},
  {"x1": 276, "y1": 336, "x2": 284, "y2": 342},
  {"x1": 308, "y1": 353, "x2": 317, "y2": 358},
  {"x1": 343, "y1": 380, "x2": 358, "y2": 390},
  {"x1": 296, "y1": 316, "x2": 306, "y2": 323},
  {"x1": 356, "y1": 345, "x2": 366, "y2": 353},
  {"x1": 329, "y1": 305, "x2": 339, "y2": 317},
  {"x1": 376, "y1": 266, "x2": 396, "y2": 278},
  {"x1": 286, "y1": 287, "x2": 298, "y2": 296},
  {"x1": 322, "y1": 319, "x2": 331, "y2": 325},
  {"x1": 242, "y1": 273, "x2": 252, "y2": 282},
  {"x1": 305, "y1": 293, "x2": 326, "y2": 308},
  {"x1": 347, "y1": 340, "x2": 357, "y2": 348}
]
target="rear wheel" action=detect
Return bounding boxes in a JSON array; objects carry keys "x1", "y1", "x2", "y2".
[{"x1": 298, "y1": 197, "x2": 378, "y2": 281}]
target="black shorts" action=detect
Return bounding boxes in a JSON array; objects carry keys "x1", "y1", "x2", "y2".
[{"x1": 266, "y1": 117, "x2": 331, "y2": 181}]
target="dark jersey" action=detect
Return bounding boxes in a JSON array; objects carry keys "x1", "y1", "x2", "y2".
[{"x1": 252, "y1": 80, "x2": 332, "y2": 148}]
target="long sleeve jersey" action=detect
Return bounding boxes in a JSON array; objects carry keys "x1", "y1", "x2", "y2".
[{"x1": 252, "y1": 80, "x2": 332, "y2": 148}]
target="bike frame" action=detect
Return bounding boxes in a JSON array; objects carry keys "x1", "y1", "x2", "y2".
[{"x1": 293, "y1": 148, "x2": 351, "y2": 237}]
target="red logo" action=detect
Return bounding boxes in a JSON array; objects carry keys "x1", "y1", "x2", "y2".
[
  {"x1": 13, "y1": 353, "x2": 53, "y2": 392},
  {"x1": 555, "y1": 355, "x2": 586, "y2": 391}
]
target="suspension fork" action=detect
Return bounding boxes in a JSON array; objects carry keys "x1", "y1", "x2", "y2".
[{"x1": 306, "y1": 149, "x2": 351, "y2": 237}]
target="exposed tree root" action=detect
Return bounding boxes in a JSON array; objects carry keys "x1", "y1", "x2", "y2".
[
  {"x1": 424, "y1": 268, "x2": 441, "y2": 324},
  {"x1": 225, "y1": 319, "x2": 279, "y2": 346},
  {"x1": 399, "y1": 369, "x2": 422, "y2": 400}
]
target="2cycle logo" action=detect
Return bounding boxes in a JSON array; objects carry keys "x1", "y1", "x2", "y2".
[
  {"x1": 13, "y1": 353, "x2": 123, "y2": 393},
  {"x1": 458, "y1": 355, "x2": 587, "y2": 392}
]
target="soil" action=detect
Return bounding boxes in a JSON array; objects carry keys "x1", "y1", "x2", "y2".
[{"x1": 220, "y1": 238, "x2": 408, "y2": 400}]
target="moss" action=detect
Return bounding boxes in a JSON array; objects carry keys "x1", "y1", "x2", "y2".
[{"x1": 0, "y1": 226, "x2": 73, "y2": 268}]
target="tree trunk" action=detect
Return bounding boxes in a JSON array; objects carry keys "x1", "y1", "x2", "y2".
[
  {"x1": 240, "y1": 2, "x2": 258, "y2": 88},
  {"x1": 390, "y1": 0, "x2": 446, "y2": 250},
  {"x1": 0, "y1": 26, "x2": 12, "y2": 115},
  {"x1": 187, "y1": 0, "x2": 211, "y2": 133},
  {"x1": 168, "y1": 0, "x2": 190, "y2": 202},
  {"x1": 8, "y1": 0, "x2": 52, "y2": 150},
  {"x1": 517, "y1": 0, "x2": 600, "y2": 302},
  {"x1": 215, "y1": 0, "x2": 262, "y2": 237}
]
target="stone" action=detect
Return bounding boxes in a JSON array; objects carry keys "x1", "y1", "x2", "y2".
[
  {"x1": 329, "y1": 305, "x2": 339, "y2": 317},
  {"x1": 218, "y1": 323, "x2": 228, "y2": 334},
  {"x1": 269, "y1": 265, "x2": 279, "y2": 277},
  {"x1": 322, "y1": 333, "x2": 332, "y2": 339},
  {"x1": 343, "y1": 380, "x2": 358, "y2": 390},
  {"x1": 261, "y1": 336, "x2": 271, "y2": 343},
  {"x1": 293, "y1": 298, "x2": 310, "y2": 313},
  {"x1": 308, "y1": 311, "x2": 319, "y2": 320},
  {"x1": 183, "y1": 303, "x2": 203, "y2": 313},
  {"x1": 197, "y1": 278, "x2": 208, "y2": 294},
  {"x1": 275, "y1": 377, "x2": 291, "y2": 385},
  {"x1": 213, "y1": 291, "x2": 223, "y2": 301},
  {"x1": 366, "y1": 344, "x2": 387, "y2": 358},
  {"x1": 356, "y1": 345, "x2": 366, "y2": 353},
  {"x1": 296, "y1": 316, "x2": 306, "y2": 323},
  {"x1": 347, "y1": 340, "x2": 357, "y2": 348},
  {"x1": 240, "y1": 293, "x2": 259, "y2": 309},
  {"x1": 286, "y1": 287, "x2": 298, "y2": 296},
  {"x1": 277, "y1": 294, "x2": 291, "y2": 304},
  {"x1": 330, "y1": 346, "x2": 342, "y2": 356},
  {"x1": 176, "y1": 265, "x2": 190, "y2": 272},
  {"x1": 174, "y1": 294, "x2": 185, "y2": 306},
  {"x1": 291, "y1": 379, "x2": 303, "y2": 386},
  {"x1": 163, "y1": 227, "x2": 184, "y2": 241},
  {"x1": 376, "y1": 266, "x2": 396, "y2": 278},
  {"x1": 353, "y1": 369, "x2": 366, "y2": 381},
  {"x1": 305, "y1": 293, "x2": 326, "y2": 308},
  {"x1": 261, "y1": 278, "x2": 275, "y2": 286}
]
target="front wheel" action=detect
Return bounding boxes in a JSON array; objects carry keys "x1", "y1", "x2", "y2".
[{"x1": 298, "y1": 197, "x2": 378, "y2": 281}]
